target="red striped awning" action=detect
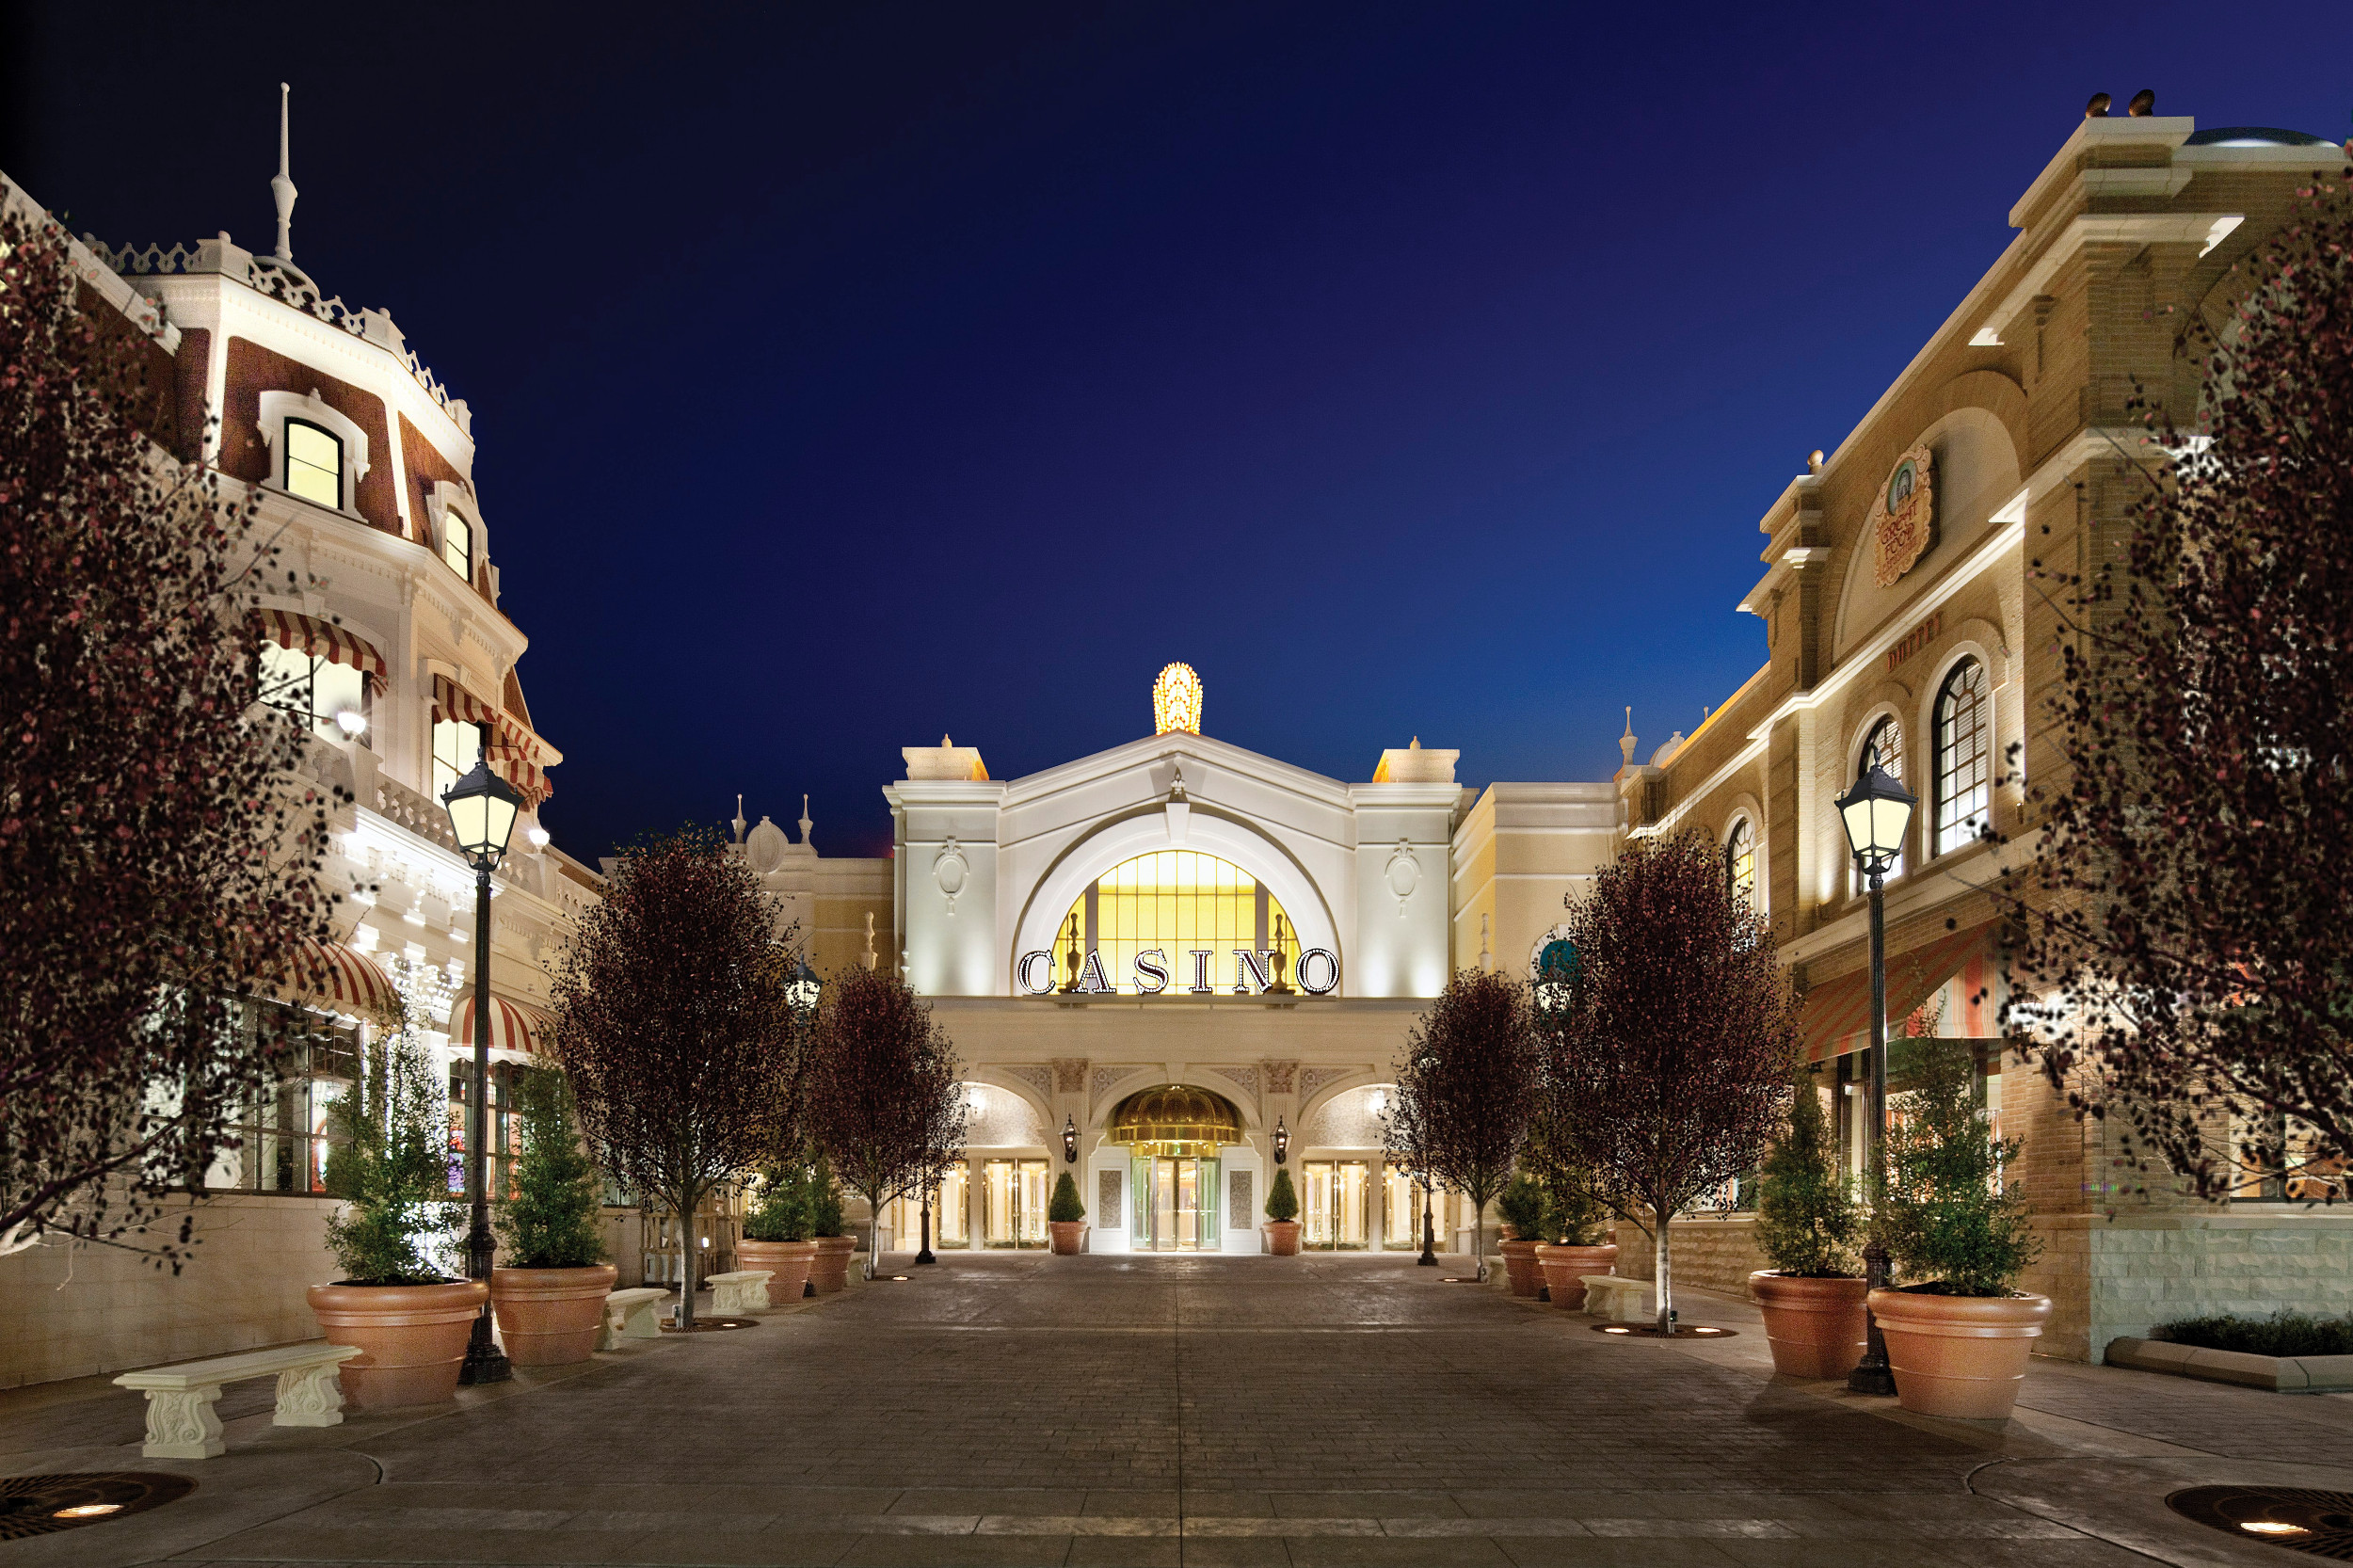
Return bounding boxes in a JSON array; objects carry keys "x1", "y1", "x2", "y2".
[
  {"x1": 253, "y1": 609, "x2": 388, "y2": 688},
  {"x1": 270, "y1": 937, "x2": 400, "y2": 1020},
  {"x1": 448, "y1": 986, "x2": 548, "y2": 1056},
  {"x1": 1799, "y1": 920, "x2": 1999, "y2": 1062},
  {"x1": 431, "y1": 674, "x2": 557, "y2": 804}
]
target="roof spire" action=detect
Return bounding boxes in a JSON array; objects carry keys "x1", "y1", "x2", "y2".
[
  {"x1": 271, "y1": 83, "x2": 298, "y2": 264},
  {"x1": 1619, "y1": 707, "x2": 1639, "y2": 767},
  {"x1": 798, "y1": 793, "x2": 813, "y2": 845}
]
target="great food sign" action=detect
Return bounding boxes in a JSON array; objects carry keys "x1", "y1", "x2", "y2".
[{"x1": 1015, "y1": 946, "x2": 1340, "y2": 997}]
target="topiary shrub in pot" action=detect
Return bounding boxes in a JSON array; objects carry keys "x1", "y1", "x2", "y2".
[
  {"x1": 1495, "y1": 1175, "x2": 1547, "y2": 1297},
  {"x1": 807, "y1": 1155, "x2": 856, "y2": 1293},
  {"x1": 309, "y1": 1034, "x2": 488, "y2": 1408},
  {"x1": 490, "y1": 1067, "x2": 616, "y2": 1364},
  {"x1": 1749, "y1": 1068, "x2": 1868, "y2": 1378},
  {"x1": 738, "y1": 1160, "x2": 816, "y2": 1306},
  {"x1": 1048, "y1": 1171, "x2": 1088, "y2": 1255},
  {"x1": 1533, "y1": 1170, "x2": 1617, "y2": 1311},
  {"x1": 1869, "y1": 1039, "x2": 2048, "y2": 1418},
  {"x1": 1263, "y1": 1167, "x2": 1302, "y2": 1255}
]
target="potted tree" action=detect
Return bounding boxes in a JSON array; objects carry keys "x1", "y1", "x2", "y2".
[
  {"x1": 736, "y1": 1161, "x2": 815, "y2": 1307},
  {"x1": 1869, "y1": 1039, "x2": 2048, "y2": 1417},
  {"x1": 1532, "y1": 1169, "x2": 1617, "y2": 1311},
  {"x1": 1495, "y1": 1175, "x2": 1547, "y2": 1297},
  {"x1": 808, "y1": 1156, "x2": 855, "y2": 1292},
  {"x1": 1749, "y1": 1069, "x2": 1867, "y2": 1378},
  {"x1": 308, "y1": 1034, "x2": 487, "y2": 1408},
  {"x1": 1048, "y1": 1172, "x2": 1087, "y2": 1254},
  {"x1": 1263, "y1": 1167, "x2": 1302, "y2": 1255},
  {"x1": 489, "y1": 1067, "x2": 615, "y2": 1366}
]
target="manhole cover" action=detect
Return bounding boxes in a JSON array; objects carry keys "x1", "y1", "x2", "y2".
[
  {"x1": 1591, "y1": 1323, "x2": 1737, "y2": 1338},
  {"x1": 2168, "y1": 1486, "x2": 2353, "y2": 1558},
  {"x1": 0, "y1": 1472, "x2": 194, "y2": 1541},
  {"x1": 659, "y1": 1317, "x2": 760, "y2": 1333}
]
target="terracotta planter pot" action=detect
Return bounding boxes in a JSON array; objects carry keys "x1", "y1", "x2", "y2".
[
  {"x1": 736, "y1": 1240, "x2": 816, "y2": 1306},
  {"x1": 1499, "y1": 1240, "x2": 1545, "y2": 1298},
  {"x1": 1750, "y1": 1272, "x2": 1870, "y2": 1380},
  {"x1": 1535, "y1": 1243, "x2": 1618, "y2": 1310},
  {"x1": 489, "y1": 1265, "x2": 616, "y2": 1368},
  {"x1": 809, "y1": 1235, "x2": 856, "y2": 1293},
  {"x1": 1867, "y1": 1287, "x2": 2053, "y2": 1418},
  {"x1": 1263, "y1": 1220, "x2": 1302, "y2": 1256},
  {"x1": 307, "y1": 1279, "x2": 488, "y2": 1409},
  {"x1": 1048, "y1": 1221, "x2": 1087, "y2": 1256}
]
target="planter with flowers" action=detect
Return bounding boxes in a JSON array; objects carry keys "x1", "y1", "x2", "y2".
[
  {"x1": 1870, "y1": 1039, "x2": 2048, "y2": 1418},
  {"x1": 1748, "y1": 1068, "x2": 1868, "y2": 1379}
]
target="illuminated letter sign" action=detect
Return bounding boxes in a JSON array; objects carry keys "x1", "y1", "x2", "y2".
[
  {"x1": 1076, "y1": 950, "x2": 1113, "y2": 994},
  {"x1": 1233, "y1": 949, "x2": 1274, "y2": 995},
  {"x1": 1188, "y1": 950, "x2": 1215, "y2": 994},
  {"x1": 1295, "y1": 948, "x2": 1339, "y2": 995},
  {"x1": 1015, "y1": 951, "x2": 1056, "y2": 995},
  {"x1": 1133, "y1": 948, "x2": 1170, "y2": 994}
]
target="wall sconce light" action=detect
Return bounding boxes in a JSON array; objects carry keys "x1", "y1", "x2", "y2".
[
  {"x1": 1273, "y1": 1116, "x2": 1289, "y2": 1165},
  {"x1": 1063, "y1": 1113, "x2": 1078, "y2": 1163}
]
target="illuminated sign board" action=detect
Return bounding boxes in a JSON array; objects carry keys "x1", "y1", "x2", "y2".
[{"x1": 1016, "y1": 946, "x2": 1339, "y2": 997}]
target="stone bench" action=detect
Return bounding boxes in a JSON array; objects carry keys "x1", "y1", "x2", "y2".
[
  {"x1": 599, "y1": 1288, "x2": 671, "y2": 1349},
  {"x1": 706, "y1": 1271, "x2": 774, "y2": 1315},
  {"x1": 114, "y1": 1343, "x2": 362, "y2": 1460},
  {"x1": 1582, "y1": 1275, "x2": 1651, "y2": 1323}
]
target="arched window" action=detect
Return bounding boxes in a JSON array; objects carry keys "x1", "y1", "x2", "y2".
[
  {"x1": 1724, "y1": 818, "x2": 1755, "y2": 908},
  {"x1": 1933, "y1": 659, "x2": 1992, "y2": 856},
  {"x1": 440, "y1": 509, "x2": 473, "y2": 582},
  {"x1": 1059, "y1": 850, "x2": 1296, "y2": 996},
  {"x1": 1853, "y1": 716, "x2": 1906, "y2": 891},
  {"x1": 283, "y1": 419, "x2": 343, "y2": 508}
]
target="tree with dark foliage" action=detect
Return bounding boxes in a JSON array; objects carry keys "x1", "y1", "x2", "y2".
[
  {"x1": 1, "y1": 201, "x2": 336, "y2": 1263},
  {"x1": 1386, "y1": 968, "x2": 1541, "y2": 1281},
  {"x1": 804, "y1": 968, "x2": 967, "y2": 1279},
  {"x1": 1540, "y1": 834, "x2": 1796, "y2": 1332},
  {"x1": 547, "y1": 827, "x2": 801, "y2": 1327},
  {"x1": 2004, "y1": 169, "x2": 2353, "y2": 1202}
]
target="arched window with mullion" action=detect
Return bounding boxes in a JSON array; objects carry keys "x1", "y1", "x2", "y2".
[
  {"x1": 282, "y1": 418, "x2": 343, "y2": 509},
  {"x1": 1932, "y1": 659, "x2": 1993, "y2": 856},
  {"x1": 1724, "y1": 818, "x2": 1755, "y2": 909}
]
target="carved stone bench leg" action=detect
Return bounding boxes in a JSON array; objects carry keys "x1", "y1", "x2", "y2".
[
  {"x1": 597, "y1": 1312, "x2": 622, "y2": 1352},
  {"x1": 140, "y1": 1386, "x2": 227, "y2": 1460},
  {"x1": 273, "y1": 1361, "x2": 346, "y2": 1428},
  {"x1": 619, "y1": 1298, "x2": 664, "y2": 1339}
]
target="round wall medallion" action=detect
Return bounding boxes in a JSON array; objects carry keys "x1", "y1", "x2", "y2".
[
  {"x1": 2167, "y1": 1486, "x2": 2353, "y2": 1555},
  {"x1": 0, "y1": 1472, "x2": 194, "y2": 1541}
]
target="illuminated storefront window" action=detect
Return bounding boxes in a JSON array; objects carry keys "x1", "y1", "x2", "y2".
[
  {"x1": 1057, "y1": 850, "x2": 1298, "y2": 995},
  {"x1": 1303, "y1": 1160, "x2": 1369, "y2": 1249},
  {"x1": 882, "y1": 1166, "x2": 969, "y2": 1247}
]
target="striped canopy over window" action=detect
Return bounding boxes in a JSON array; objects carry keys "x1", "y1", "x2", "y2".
[
  {"x1": 447, "y1": 985, "x2": 550, "y2": 1057},
  {"x1": 250, "y1": 608, "x2": 387, "y2": 689},
  {"x1": 266, "y1": 936, "x2": 399, "y2": 1021},
  {"x1": 431, "y1": 674, "x2": 558, "y2": 804}
]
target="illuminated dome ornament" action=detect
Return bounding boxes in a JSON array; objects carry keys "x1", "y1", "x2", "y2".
[
  {"x1": 1153, "y1": 663, "x2": 1203, "y2": 735},
  {"x1": 1107, "y1": 1085, "x2": 1245, "y2": 1159}
]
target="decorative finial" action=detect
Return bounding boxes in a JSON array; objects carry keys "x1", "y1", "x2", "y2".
[
  {"x1": 1807, "y1": 449, "x2": 1825, "y2": 474},
  {"x1": 941, "y1": 733, "x2": 952, "y2": 747},
  {"x1": 1153, "y1": 663, "x2": 1202, "y2": 736},
  {"x1": 732, "y1": 792, "x2": 746, "y2": 845},
  {"x1": 1167, "y1": 764, "x2": 1187, "y2": 803},
  {"x1": 1619, "y1": 708, "x2": 1639, "y2": 767},
  {"x1": 798, "y1": 792, "x2": 813, "y2": 844},
  {"x1": 271, "y1": 84, "x2": 298, "y2": 264},
  {"x1": 2085, "y1": 91, "x2": 2111, "y2": 119},
  {"x1": 2126, "y1": 88, "x2": 2154, "y2": 118}
]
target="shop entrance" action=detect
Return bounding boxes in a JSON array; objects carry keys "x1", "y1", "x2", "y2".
[
  {"x1": 981, "y1": 1158, "x2": 1048, "y2": 1247},
  {"x1": 1303, "y1": 1160, "x2": 1370, "y2": 1249},
  {"x1": 1130, "y1": 1155, "x2": 1221, "y2": 1251}
]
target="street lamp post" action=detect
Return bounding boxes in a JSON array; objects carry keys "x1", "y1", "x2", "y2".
[
  {"x1": 1418, "y1": 1174, "x2": 1436, "y2": 1266},
  {"x1": 1834, "y1": 759, "x2": 1916, "y2": 1398},
  {"x1": 441, "y1": 721, "x2": 524, "y2": 1388}
]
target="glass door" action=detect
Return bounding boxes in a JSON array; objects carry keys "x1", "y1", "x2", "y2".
[
  {"x1": 983, "y1": 1159, "x2": 1049, "y2": 1247},
  {"x1": 1131, "y1": 1155, "x2": 1221, "y2": 1250},
  {"x1": 1303, "y1": 1160, "x2": 1369, "y2": 1249},
  {"x1": 1383, "y1": 1163, "x2": 1422, "y2": 1249}
]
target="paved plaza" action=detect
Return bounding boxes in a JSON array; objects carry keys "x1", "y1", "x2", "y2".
[{"x1": 4, "y1": 1254, "x2": 2349, "y2": 1567}]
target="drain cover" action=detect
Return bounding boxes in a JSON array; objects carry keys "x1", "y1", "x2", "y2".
[
  {"x1": 0, "y1": 1472, "x2": 193, "y2": 1541},
  {"x1": 2168, "y1": 1486, "x2": 2353, "y2": 1558}
]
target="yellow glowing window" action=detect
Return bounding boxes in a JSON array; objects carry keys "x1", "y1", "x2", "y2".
[
  {"x1": 1058, "y1": 850, "x2": 1297, "y2": 995},
  {"x1": 432, "y1": 717, "x2": 481, "y2": 802},
  {"x1": 283, "y1": 420, "x2": 342, "y2": 508},
  {"x1": 441, "y1": 511, "x2": 472, "y2": 582},
  {"x1": 1725, "y1": 818, "x2": 1755, "y2": 909}
]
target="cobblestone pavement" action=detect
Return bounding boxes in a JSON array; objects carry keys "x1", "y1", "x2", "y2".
[{"x1": 4, "y1": 1253, "x2": 2350, "y2": 1566}]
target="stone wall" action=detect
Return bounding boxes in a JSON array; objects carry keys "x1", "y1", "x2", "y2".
[
  {"x1": 1609, "y1": 1216, "x2": 1768, "y2": 1303},
  {"x1": 0, "y1": 1194, "x2": 340, "y2": 1388},
  {"x1": 2086, "y1": 1212, "x2": 2353, "y2": 1363}
]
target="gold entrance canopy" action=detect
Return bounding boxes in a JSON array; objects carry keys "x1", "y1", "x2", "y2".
[{"x1": 1106, "y1": 1085, "x2": 1244, "y2": 1159}]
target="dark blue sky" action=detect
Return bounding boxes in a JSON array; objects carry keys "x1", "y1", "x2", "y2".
[{"x1": 9, "y1": 4, "x2": 2349, "y2": 860}]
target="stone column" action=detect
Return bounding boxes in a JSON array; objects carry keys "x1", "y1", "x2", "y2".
[{"x1": 967, "y1": 1153, "x2": 984, "y2": 1251}]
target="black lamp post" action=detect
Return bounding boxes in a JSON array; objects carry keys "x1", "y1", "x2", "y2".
[
  {"x1": 1834, "y1": 759, "x2": 1916, "y2": 1398},
  {"x1": 1418, "y1": 1173, "x2": 1437, "y2": 1266},
  {"x1": 441, "y1": 721, "x2": 523, "y2": 1387}
]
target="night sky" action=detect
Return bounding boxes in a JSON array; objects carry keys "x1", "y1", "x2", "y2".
[{"x1": 8, "y1": 4, "x2": 2348, "y2": 861}]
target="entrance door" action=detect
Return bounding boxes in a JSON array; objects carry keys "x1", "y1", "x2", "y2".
[
  {"x1": 1303, "y1": 1160, "x2": 1369, "y2": 1249},
  {"x1": 982, "y1": 1158, "x2": 1048, "y2": 1247},
  {"x1": 1131, "y1": 1155, "x2": 1220, "y2": 1250}
]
